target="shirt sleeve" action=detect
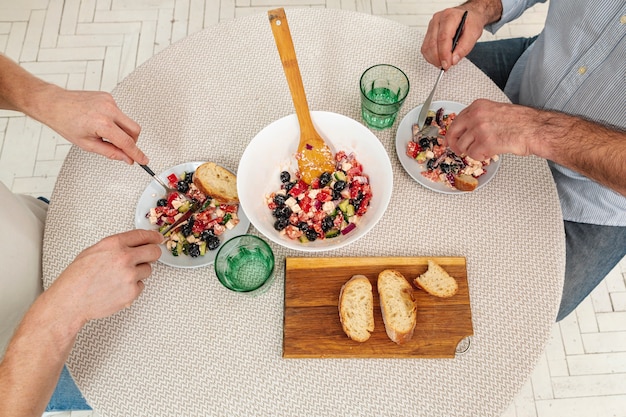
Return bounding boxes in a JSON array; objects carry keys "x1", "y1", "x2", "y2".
[{"x1": 485, "y1": 0, "x2": 548, "y2": 33}]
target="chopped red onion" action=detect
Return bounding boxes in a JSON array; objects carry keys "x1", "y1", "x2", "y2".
[
  {"x1": 306, "y1": 143, "x2": 313, "y2": 150},
  {"x1": 341, "y1": 223, "x2": 356, "y2": 235}
]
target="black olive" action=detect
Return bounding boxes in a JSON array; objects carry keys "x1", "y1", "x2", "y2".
[
  {"x1": 200, "y1": 229, "x2": 215, "y2": 241},
  {"x1": 321, "y1": 216, "x2": 334, "y2": 232},
  {"x1": 279, "y1": 171, "x2": 291, "y2": 183},
  {"x1": 333, "y1": 180, "x2": 346, "y2": 192},
  {"x1": 177, "y1": 180, "x2": 190, "y2": 193},
  {"x1": 305, "y1": 229, "x2": 318, "y2": 241},
  {"x1": 274, "y1": 218, "x2": 289, "y2": 231},
  {"x1": 273, "y1": 194, "x2": 287, "y2": 206},
  {"x1": 418, "y1": 137, "x2": 431, "y2": 149},
  {"x1": 319, "y1": 172, "x2": 332, "y2": 187},
  {"x1": 439, "y1": 162, "x2": 451, "y2": 173},
  {"x1": 297, "y1": 221, "x2": 309, "y2": 231},
  {"x1": 272, "y1": 205, "x2": 292, "y2": 220},
  {"x1": 332, "y1": 190, "x2": 342, "y2": 201},
  {"x1": 181, "y1": 222, "x2": 193, "y2": 237},
  {"x1": 184, "y1": 171, "x2": 194, "y2": 184},
  {"x1": 284, "y1": 181, "x2": 296, "y2": 192},
  {"x1": 188, "y1": 244, "x2": 200, "y2": 258},
  {"x1": 426, "y1": 159, "x2": 437, "y2": 170},
  {"x1": 424, "y1": 116, "x2": 433, "y2": 126},
  {"x1": 206, "y1": 235, "x2": 221, "y2": 251},
  {"x1": 156, "y1": 198, "x2": 167, "y2": 207}
]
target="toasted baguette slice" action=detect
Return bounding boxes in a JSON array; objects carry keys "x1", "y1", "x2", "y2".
[
  {"x1": 339, "y1": 275, "x2": 374, "y2": 342},
  {"x1": 414, "y1": 260, "x2": 459, "y2": 298},
  {"x1": 193, "y1": 162, "x2": 239, "y2": 204},
  {"x1": 453, "y1": 174, "x2": 478, "y2": 192},
  {"x1": 377, "y1": 270, "x2": 417, "y2": 345}
]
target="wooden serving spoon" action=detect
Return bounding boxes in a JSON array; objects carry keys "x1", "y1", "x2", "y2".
[{"x1": 268, "y1": 8, "x2": 335, "y2": 185}]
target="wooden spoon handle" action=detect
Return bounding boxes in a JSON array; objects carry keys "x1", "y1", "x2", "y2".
[{"x1": 268, "y1": 8, "x2": 315, "y2": 132}]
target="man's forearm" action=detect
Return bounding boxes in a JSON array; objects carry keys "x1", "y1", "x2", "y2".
[
  {"x1": 0, "y1": 289, "x2": 82, "y2": 417},
  {"x1": 532, "y1": 111, "x2": 626, "y2": 196}
]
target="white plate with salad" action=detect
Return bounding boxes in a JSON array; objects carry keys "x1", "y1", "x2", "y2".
[
  {"x1": 395, "y1": 100, "x2": 501, "y2": 194},
  {"x1": 134, "y1": 161, "x2": 251, "y2": 268}
]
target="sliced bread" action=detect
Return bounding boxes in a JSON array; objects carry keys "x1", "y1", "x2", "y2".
[
  {"x1": 377, "y1": 270, "x2": 417, "y2": 345},
  {"x1": 414, "y1": 260, "x2": 459, "y2": 298},
  {"x1": 453, "y1": 173, "x2": 478, "y2": 191},
  {"x1": 193, "y1": 162, "x2": 239, "y2": 204},
  {"x1": 338, "y1": 275, "x2": 374, "y2": 342}
]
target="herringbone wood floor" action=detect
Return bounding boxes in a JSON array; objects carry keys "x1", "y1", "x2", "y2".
[{"x1": 1, "y1": 1, "x2": 625, "y2": 417}]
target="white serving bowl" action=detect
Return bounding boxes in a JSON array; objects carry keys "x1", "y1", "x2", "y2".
[{"x1": 237, "y1": 111, "x2": 393, "y2": 252}]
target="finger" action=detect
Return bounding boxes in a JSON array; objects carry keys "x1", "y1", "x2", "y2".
[
  {"x1": 117, "y1": 229, "x2": 165, "y2": 248},
  {"x1": 421, "y1": 18, "x2": 442, "y2": 67},
  {"x1": 437, "y1": 12, "x2": 463, "y2": 70},
  {"x1": 97, "y1": 125, "x2": 148, "y2": 165},
  {"x1": 81, "y1": 137, "x2": 134, "y2": 164},
  {"x1": 128, "y1": 243, "x2": 163, "y2": 266},
  {"x1": 134, "y1": 263, "x2": 154, "y2": 282}
]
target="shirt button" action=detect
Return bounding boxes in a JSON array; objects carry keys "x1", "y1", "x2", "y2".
[
  {"x1": 578, "y1": 66, "x2": 587, "y2": 75},
  {"x1": 621, "y1": 15, "x2": 626, "y2": 24}
]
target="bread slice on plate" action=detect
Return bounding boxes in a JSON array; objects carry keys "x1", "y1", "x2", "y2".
[
  {"x1": 338, "y1": 275, "x2": 374, "y2": 342},
  {"x1": 453, "y1": 174, "x2": 478, "y2": 191},
  {"x1": 414, "y1": 260, "x2": 459, "y2": 298},
  {"x1": 377, "y1": 270, "x2": 417, "y2": 345},
  {"x1": 193, "y1": 162, "x2": 239, "y2": 204}
]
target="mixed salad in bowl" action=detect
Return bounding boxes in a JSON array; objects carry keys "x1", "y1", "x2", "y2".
[{"x1": 265, "y1": 151, "x2": 372, "y2": 243}]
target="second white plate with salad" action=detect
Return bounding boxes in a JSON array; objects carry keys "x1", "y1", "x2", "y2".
[{"x1": 395, "y1": 100, "x2": 501, "y2": 194}]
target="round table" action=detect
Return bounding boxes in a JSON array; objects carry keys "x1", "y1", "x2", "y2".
[{"x1": 43, "y1": 8, "x2": 565, "y2": 417}]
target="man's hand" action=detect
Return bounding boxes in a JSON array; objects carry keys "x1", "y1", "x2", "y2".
[
  {"x1": 47, "y1": 229, "x2": 163, "y2": 330},
  {"x1": 421, "y1": 1, "x2": 503, "y2": 70},
  {"x1": 444, "y1": 99, "x2": 538, "y2": 160}
]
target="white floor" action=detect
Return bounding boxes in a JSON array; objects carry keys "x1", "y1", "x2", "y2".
[{"x1": 0, "y1": 1, "x2": 625, "y2": 417}]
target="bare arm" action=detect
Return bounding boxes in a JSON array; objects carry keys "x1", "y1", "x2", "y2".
[
  {"x1": 0, "y1": 230, "x2": 163, "y2": 417},
  {"x1": 0, "y1": 53, "x2": 148, "y2": 165},
  {"x1": 421, "y1": 0, "x2": 503, "y2": 70},
  {"x1": 445, "y1": 99, "x2": 626, "y2": 196}
]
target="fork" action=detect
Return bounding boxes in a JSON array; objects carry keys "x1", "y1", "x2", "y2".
[{"x1": 139, "y1": 164, "x2": 191, "y2": 202}]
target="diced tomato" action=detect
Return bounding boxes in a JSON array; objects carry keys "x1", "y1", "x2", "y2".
[
  {"x1": 357, "y1": 194, "x2": 371, "y2": 215},
  {"x1": 167, "y1": 192, "x2": 179, "y2": 206},
  {"x1": 219, "y1": 204, "x2": 238, "y2": 213},
  {"x1": 213, "y1": 224, "x2": 226, "y2": 235},
  {"x1": 349, "y1": 181, "x2": 363, "y2": 199},
  {"x1": 167, "y1": 173, "x2": 178, "y2": 186},
  {"x1": 192, "y1": 220, "x2": 207, "y2": 235},
  {"x1": 299, "y1": 195, "x2": 312, "y2": 213},
  {"x1": 347, "y1": 165, "x2": 362, "y2": 177},
  {"x1": 315, "y1": 189, "x2": 333, "y2": 202},
  {"x1": 285, "y1": 225, "x2": 303, "y2": 239},
  {"x1": 407, "y1": 141, "x2": 420, "y2": 159},
  {"x1": 335, "y1": 151, "x2": 347, "y2": 161},
  {"x1": 288, "y1": 180, "x2": 308, "y2": 197},
  {"x1": 310, "y1": 178, "x2": 321, "y2": 189}
]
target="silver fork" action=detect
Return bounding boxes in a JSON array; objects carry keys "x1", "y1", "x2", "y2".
[{"x1": 139, "y1": 164, "x2": 192, "y2": 202}]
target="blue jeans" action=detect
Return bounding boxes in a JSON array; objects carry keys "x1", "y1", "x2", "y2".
[
  {"x1": 466, "y1": 38, "x2": 626, "y2": 321},
  {"x1": 46, "y1": 366, "x2": 91, "y2": 411}
]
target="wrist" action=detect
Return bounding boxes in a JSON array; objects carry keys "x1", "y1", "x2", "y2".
[{"x1": 462, "y1": 0, "x2": 503, "y2": 26}]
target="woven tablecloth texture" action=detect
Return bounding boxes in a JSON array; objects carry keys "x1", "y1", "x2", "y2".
[{"x1": 43, "y1": 9, "x2": 565, "y2": 417}]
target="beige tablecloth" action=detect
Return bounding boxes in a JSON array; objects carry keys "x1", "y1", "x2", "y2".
[{"x1": 43, "y1": 8, "x2": 565, "y2": 417}]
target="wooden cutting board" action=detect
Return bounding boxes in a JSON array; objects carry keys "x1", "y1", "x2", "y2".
[{"x1": 283, "y1": 256, "x2": 473, "y2": 358}]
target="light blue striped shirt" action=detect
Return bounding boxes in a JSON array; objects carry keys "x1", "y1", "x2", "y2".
[{"x1": 487, "y1": 0, "x2": 626, "y2": 226}]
